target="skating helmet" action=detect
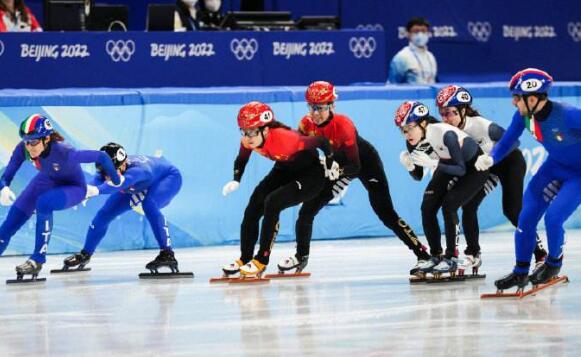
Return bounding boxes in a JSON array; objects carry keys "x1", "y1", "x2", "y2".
[
  {"x1": 394, "y1": 101, "x2": 430, "y2": 128},
  {"x1": 19, "y1": 114, "x2": 54, "y2": 140},
  {"x1": 436, "y1": 85, "x2": 472, "y2": 108},
  {"x1": 98, "y1": 142, "x2": 127, "y2": 171},
  {"x1": 509, "y1": 68, "x2": 553, "y2": 95},
  {"x1": 237, "y1": 101, "x2": 274, "y2": 130},
  {"x1": 305, "y1": 81, "x2": 338, "y2": 104}
]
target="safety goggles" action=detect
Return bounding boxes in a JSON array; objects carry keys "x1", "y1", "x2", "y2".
[
  {"x1": 241, "y1": 128, "x2": 261, "y2": 138},
  {"x1": 308, "y1": 104, "x2": 332, "y2": 113},
  {"x1": 24, "y1": 139, "x2": 42, "y2": 147}
]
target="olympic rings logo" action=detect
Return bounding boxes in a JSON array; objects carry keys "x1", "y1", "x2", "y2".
[
  {"x1": 349, "y1": 37, "x2": 376, "y2": 59},
  {"x1": 355, "y1": 23, "x2": 384, "y2": 31},
  {"x1": 105, "y1": 40, "x2": 135, "y2": 62},
  {"x1": 568, "y1": 22, "x2": 581, "y2": 42},
  {"x1": 467, "y1": 22, "x2": 492, "y2": 42},
  {"x1": 0, "y1": 40, "x2": 4, "y2": 57},
  {"x1": 230, "y1": 38, "x2": 258, "y2": 61}
]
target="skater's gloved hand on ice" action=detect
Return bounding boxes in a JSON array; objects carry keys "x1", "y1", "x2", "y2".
[
  {"x1": 399, "y1": 151, "x2": 415, "y2": 171},
  {"x1": 222, "y1": 180, "x2": 240, "y2": 196},
  {"x1": 475, "y1": 154, "x2": 493, "y2": 171},
  {"x1": 410, "y1": 151, "x2": 438, "y2": 170},
  {"x1": 0, "y1": 186, "x2": 16, "y2": 206}
]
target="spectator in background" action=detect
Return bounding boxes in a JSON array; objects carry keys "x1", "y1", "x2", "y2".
[
  {"x1": 175, "y1": 0, "x2": 198, "y2": 31},
  {"x1": 0, "y1": 0, "x2": 41, "y2": 32},
  {"x1": 197, "y1": 0, "x2": 223, "y2": 30},
  {"x1": 388, "y1": 17, "x2": 437, "y2": 85}
]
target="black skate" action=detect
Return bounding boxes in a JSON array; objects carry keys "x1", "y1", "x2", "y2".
[
  {"x1": 51, "y1": 250, "x2": 92, "y2": 273},
  {"x1": 529, "y1": 262, "x2": 561, "y2": 286},
  {"x1": 139, "y1": 249, "x2": 193, "y2": 279},
  {"x1": 483, "y1": 270, "x2": 568, "y2": 299},
  {"x1": 7, "y1": 260, "x2": 46, "y2": 284},
  {"x1": 266, "y1": 255, "x2": 311, "y2": 279},
  {"x1": 494, "y1": 271, "x2": 529, "y2": 292}
]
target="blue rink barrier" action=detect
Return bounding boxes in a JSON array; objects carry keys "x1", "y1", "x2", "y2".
[{"x1": 0, "y1": 83, "x2": 580, "y2": 256}]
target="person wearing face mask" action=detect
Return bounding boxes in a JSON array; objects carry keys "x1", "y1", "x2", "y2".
[
  {"x1": 435, "y1": 85, "x2": 548, "y2": 272},
  {"x1": 475, "y1": 69, "x2": 581, "y2": 292},
  {"x1": 175, "y1": 0, "x2": 198, "y2": 31},
  {"x1": 388, "y1": 17, "x2": 437, "y2": 85},
  {"x1": 280, "y1": 81, "x2": 430, "y2": 278},
  {"x1": 0, "y1": 114, "x2": 121, "y2": 282},
  {"x1": 394, "y1": 101, "x2": 489, "y2": 278},
  {"x1": 220, "y1": 101, "x2": 337, "y2": 280},
  {"x1": 197, "y1": 0, "x2": 222, "y2": 30}
]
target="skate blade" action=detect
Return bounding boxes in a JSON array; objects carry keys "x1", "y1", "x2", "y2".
[
  {"x1": 50, "y1": 267, "x2": 91, "y2": 274},
  {"x1": 228, "y1": 276, "x2": 270, "y2": 284},
  {"x1": 424, "y1": 273, "x2": 466, "y2": 284},
  {"x1": 462, "y1": 273, "x2": 486, "y2": 280},
  {"x1": 139, "y1": 272, "x2": 194, "y2": 280},
  {"x1": 409, "y1": 275, "x2": 428, "y2": 283},
  {"x1": 6, "y1": 277, "x2": 46, "y2": 284},
  {"x1": 481, "y1": 275, "x2": 569, "y2": 299},
  {"x1": 209, "y1": 276, "x2": 239, "y2": 283},
  {"x1": 264, "y1": 272, "x2": 311, "y2": 279}
]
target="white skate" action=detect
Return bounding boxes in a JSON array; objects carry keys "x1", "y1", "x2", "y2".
[
  {"x1": 432, "y1": 258, "x2": 458, "y2": 275},
  {"x1": 277, "y1": 255, "x2": 308, "y2": 273},
  {"x1": 458, "y1": 254, "x2": 482, "y2": 276},
  {"x1": 239, "y1": 259, "x2": 266, "y2": 278}
]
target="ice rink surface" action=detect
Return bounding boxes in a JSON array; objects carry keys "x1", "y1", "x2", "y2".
[{"x1": 1, "y1": 231, "x2": 581, "y2": 357}]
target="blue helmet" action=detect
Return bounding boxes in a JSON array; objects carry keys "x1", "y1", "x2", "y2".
[
  {"x1": 19, "y1": 114, "x2": 54, "y2": 140},
  {"x1": 509, "y1": 68, "x2": 553, "y2": 95},
  {"x1": 436, "y1": 85, "x2": 472, "y2": 108},
  {"x1": 394, "y1": 101, "x2": 430, "y2": 128}
]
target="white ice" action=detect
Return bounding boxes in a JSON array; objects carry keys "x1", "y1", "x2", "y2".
[{"x1": 1, "y1": 231, "x2": 581, "y2": 356}]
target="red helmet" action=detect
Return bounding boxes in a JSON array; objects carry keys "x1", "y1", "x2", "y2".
[
  {"x1": 305, "y1": 81, "x2": 338, "y2": 104},
  {"x1": 237, "y1": 101, "x2": 275, "y2": 130}
]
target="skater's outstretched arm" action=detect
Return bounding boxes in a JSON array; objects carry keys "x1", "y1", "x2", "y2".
[
  {"x1": 97, "y1": 168, "x2": 151, "y2": 195},
  {"x1": 0, "y1": 142, "x2": 26, "y2": 189},
  {"x1": 491, "y1": 111, "x2": 525, "y2": 163},
  {"x1": 233, "y1": 144, "x2": 252, "y2": 182},
  {"x1": 69, "y1": 149, "x2": 121, "y2": 185}
]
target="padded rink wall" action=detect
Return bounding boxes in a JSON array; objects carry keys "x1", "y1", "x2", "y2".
[{"x1": 0, "y1": 83, "x2": 580, "y2": 256}]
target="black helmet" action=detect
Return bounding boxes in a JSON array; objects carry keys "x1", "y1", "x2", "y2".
[{"x1": 96, "y1": 142, "x2": 127, "y2": 176}]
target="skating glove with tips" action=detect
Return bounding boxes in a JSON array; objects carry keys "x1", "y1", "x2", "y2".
[
  {"x1": 399, "y1": 151, "x2": 415, "y2": 171},
  {"x1": 475, "y1": 154, "x2": 494, "y2": 171},
  {"x1": 222, "y1": 180, "x2": 240, "y2": 196},
  {"x1": 410, "y1": 151, "x2": 438, "y2": 171},
  {"x1": 0, "y1": 186, "x2": 16, "y2": 206}
]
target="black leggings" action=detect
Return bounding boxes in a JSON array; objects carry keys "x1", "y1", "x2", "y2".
[
  {"x1": 296, "y1": 140, "x2": 429, "y2": 260},
  {"x1": 421, "y1": 159, "x2": 489, "y2": 258},
  {"x1": 466, "y1": 149, "x2": 545, "y2": 258},
  {"x1": 240, "y1": 164, "x2": 325, "y2": 265}
]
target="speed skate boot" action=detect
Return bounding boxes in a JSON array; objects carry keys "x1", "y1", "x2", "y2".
[
  {"x1": 146, "y1": 249, "x2": 178, "y2": 273},
  {"x1": 432, "y1": 257, "x2": 458, "y2": 278},
  {"x1": 458, "y1": 254, "x2": 482, "y2": 276},
  {"x1": 222, "y1": 259, "x2": 244, "y2": 276},
  {"x1": 277, "y1": 254, "x2": 309, "y2": 274},
  {"x1": 529, "y1": 256, "x2": 562, "y2": 285},
  {"x1": 418, "y1": 256, "x2": 441, "y2": 274},
  {"x1": 16, "y1": 260, "x2": 43, "y2": 278},
  {"x1": 239, "y1": 259, "x2": 266, "y2": 279},
  {"x1": 63, "y1": 250, "x2": 91, "y2": 269},
  {"x1": 494, "y1": 271, "x2": 529, "y2": 292},
  {"x1": 410, "y1": 259, "x2": 430, "y2": 277}
]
